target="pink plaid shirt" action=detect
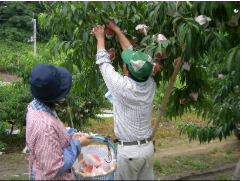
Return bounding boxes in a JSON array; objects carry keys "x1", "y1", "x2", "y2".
[{"x1": 26, "y1": 104, "x2": 76, "y2": 180}]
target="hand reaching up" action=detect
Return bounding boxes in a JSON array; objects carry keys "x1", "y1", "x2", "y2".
[
  {"x1": 93, "y1": 25, "x2": 105, "y2": 41},
  {"x1": 106, "y1": 20, "x2": 120, "y2": 32}
]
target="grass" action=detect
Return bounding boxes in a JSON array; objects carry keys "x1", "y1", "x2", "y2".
[
  {"x1": 216, "y1": 175, "x2": 233, "y2": 180},
  {"x1": 0, "y1": 174, "x2": 29, "y2": 180},
  {"x1": 210, "y1": 148, "x2": 220, "y2": 154},
  {"x1": 225, "y1": 149, "x2": 233, "y2": 155},
  {"x1": 154, "y1": 148, "x2": 239, "y2": 177},
  {"x1": 154, "y1": 159, "x2": 175, "y2": 175}
]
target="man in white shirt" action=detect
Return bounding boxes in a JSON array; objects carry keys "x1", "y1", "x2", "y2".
[{"x1": 93, "y1": 20, "x2": 157, "y2": 180}]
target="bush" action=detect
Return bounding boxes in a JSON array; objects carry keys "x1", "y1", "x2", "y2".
[{"x1": 0, "y1": 82, "x2": 32, "y2": 129}]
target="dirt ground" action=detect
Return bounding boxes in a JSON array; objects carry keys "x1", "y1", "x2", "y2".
[{"x1": 0, "y1": 70, "x2": 19, "y2": 82}]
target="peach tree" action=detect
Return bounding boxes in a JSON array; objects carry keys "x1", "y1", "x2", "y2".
[{"x1": 39, "y1": 1, "x2": 240, "y2": 143}]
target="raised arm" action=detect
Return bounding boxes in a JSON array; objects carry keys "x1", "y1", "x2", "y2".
[
  {"x1": 93, "y1": 25, "x2": 105, "y2": 51},
  {"x1": 106, "y1": 20, "x2": 131, "y2": 50},
  {"x1": 93, "y1": 24, "x2": 128, "y2": 96}
]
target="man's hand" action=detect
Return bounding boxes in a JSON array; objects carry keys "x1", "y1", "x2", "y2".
[
  {"x1": 93, "y1": 25, "x2": 105, "y2": 50},
  {"x1": 78, "y1": 135, "x2": 93, "y2": 147},
  {"x1": 106, "y1": 20, "x2": 131, "y2": 50},
  {"x1": 93, "y1": 25, "x2": 105, "y2": 41},
  {"x1": 106, "y1": 20, "x2": 120, "y2": 32}
]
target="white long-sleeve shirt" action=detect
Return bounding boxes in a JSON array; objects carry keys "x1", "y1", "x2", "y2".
[{"x1": 96, "y1": 47, "x2": 156, "y2": 142}]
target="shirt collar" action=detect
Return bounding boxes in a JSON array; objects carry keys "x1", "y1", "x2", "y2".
[{"x1": 31, "y1": 98, "x2": 57, "y2": 119}]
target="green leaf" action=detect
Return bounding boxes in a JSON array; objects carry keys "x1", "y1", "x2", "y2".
[
  {"x1": 234, "y1": 48, "x2": 240, "y2": 81},
  {"x1": 170, "y1": 37, "x2": 176, "y2": 45},
  {"x1": 62, "y1": 3, "x2": 67, "y2": 15},
  {"x1": 178, "y1": 25, "x2": 187, "y2": 46},
  {"x1": 83, "y1": 32, "x2": 89, "y2": 44},
  {"x1": 131, "y1": 16, "x2": 135, "y2": 23},
  {"x1": 131, "y1": 5, "x2": 136, "y2": 14},
  {"x1": 199, "y1": 2, "x2": 205, "y2": 14},
  {"x1": 67, "y1": 27, "x2": 72, "y2": 39},
  {"x1": 79, "y1": 19, "x2": 83, "y2": 26},
  {"x1": 172, "y1": 15, "x2": 182, "y2": 25},
  {"x1": 150, "y1": 35, "x2": 157, "y2": 44},
  {"x1": 101, "y1": 11, "x2": 109, "y2": 22},
  {"x1": 154, "y1": 43, "x2": 162, "y2": 55},
  {"x1": 83, "y1": 1, "x2": 89, "y2": 11},
  {"x1": 185, "y1": 28, "x2": 192, "y2": 49},
  {"x1": 213, "y1": 32, "x2": 230, "y2": 50},
  {"x1": 226, "y1": 48, "x2": 236, "y2": 72},
  {"x1": 126, "y1": 6, "x2": 131, "y2": 14},
  {"x1": 59, "y1": 41, "x2": 65, "y2": 50},
  {"x1": 144, "y1": 45, "x2": 156, "y2": 56},
  {"x1": 118, "y1": 10, "x2": 124, "y2": 16},
  {"x1": 114, "y1": 18, "x2": 119, "y2": 24},
  {"x1": 134, "y1": 14, "x2": 140, "y2": 20},
  {"x1": 65, "y1": 41, "x2": 71, "y2": 52},
  {"x1": 161, "y1": 40, "x2": 170, "y2": 49},
  {"x1": 140, "y1": 35, "x2": 151, "y2": 46},
  {"x1": 222, "y1": 1, "x2": 234, "y2": 20},
  {"x1": 148, "y1": 11, "x2": 155, "y2": 22},
  {"x1": 71, "y1": 4, "x2": 76, "y2": 13},
  {"x1": 214, "y1": 127, "x2": 222, "y2": 136},
  {"x1": 110, "y1": 1, "x2": 115, "y2": 10}
]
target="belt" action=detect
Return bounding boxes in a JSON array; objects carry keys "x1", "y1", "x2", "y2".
[{"x1": 118, "y1": 137, "x2": 152, "y2": 146}]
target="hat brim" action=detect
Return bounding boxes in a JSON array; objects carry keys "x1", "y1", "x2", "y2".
[{"x1": 30, "y1": 66, "x2": 72, "y2": 103}]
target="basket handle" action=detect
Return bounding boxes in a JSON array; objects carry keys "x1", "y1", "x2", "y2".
[
  {"x1": 92, "y1": 136, "x2": 106, "y2": 142},
  {"x1": 92, "y1": 136, "x2": 116, "y2": 158}
]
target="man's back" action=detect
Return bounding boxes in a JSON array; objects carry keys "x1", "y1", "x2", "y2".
[{"x1": 111, "y1": 76, "x2": 156, "y2": 142}]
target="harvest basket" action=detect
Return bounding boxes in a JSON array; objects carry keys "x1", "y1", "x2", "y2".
[{"x1": 73, "y1": 136, "x2": 117, "y2": 180}]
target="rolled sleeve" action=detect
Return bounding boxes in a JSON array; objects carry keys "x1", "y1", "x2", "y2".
[
  {"x1": 56, "y1": 139, "x2": 81, "y2": 177},
  {"x1": 67, "y1": 128, "x2": 77, "y2": 138},
  {"x1": 96, "y1": 49, "x2": 111, "y2": 65}
]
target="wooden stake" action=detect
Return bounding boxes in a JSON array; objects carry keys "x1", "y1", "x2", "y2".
[{"x1": 152, "y1": 44, "x2": 186, "y2": 139}]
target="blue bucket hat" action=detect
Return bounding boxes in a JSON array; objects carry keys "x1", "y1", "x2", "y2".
[{"x1": 29, "y1": 63, "x2": 72, "y2": 103}]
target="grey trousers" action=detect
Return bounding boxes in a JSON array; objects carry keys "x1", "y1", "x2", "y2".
[{"x1": 115, "y1": 141, "x2": 154, "y2": 180}]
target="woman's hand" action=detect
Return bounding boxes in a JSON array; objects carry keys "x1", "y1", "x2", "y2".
[
  {"x1": 72, "y1": 132, "x2": 86, "y2": 139},
  {"x1": 78, "y1": 135, "x2": 93, "y2": 147}
]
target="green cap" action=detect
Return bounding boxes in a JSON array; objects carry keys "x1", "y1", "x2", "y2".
[{"x1": 121, "y1": 49, "x2": 154, "y2": 81}]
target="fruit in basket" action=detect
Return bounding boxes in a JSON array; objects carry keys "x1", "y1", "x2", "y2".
[
  {"x1": 85, "y1": 165, "x2": 93, "y2": 173},
  {"x1": 97, "y1": 166, "x2": 105, "y2": 173},
  {"x1": 86, "y1": 154, "x2": 101, "y2": 167},
  {"x1": 92, "y1": 155, "x2": 101, "y2": 162},
  {"x1": 100, "y1": 158, "x2": 111, "y2": 171},
  {"x1": 81, "y1": 160, "x2": 87, "y2": 169}
]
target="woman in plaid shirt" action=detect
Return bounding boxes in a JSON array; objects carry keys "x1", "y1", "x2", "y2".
[{"x1": 26, "y1": 64, "x2": 93, "y2": 180}]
